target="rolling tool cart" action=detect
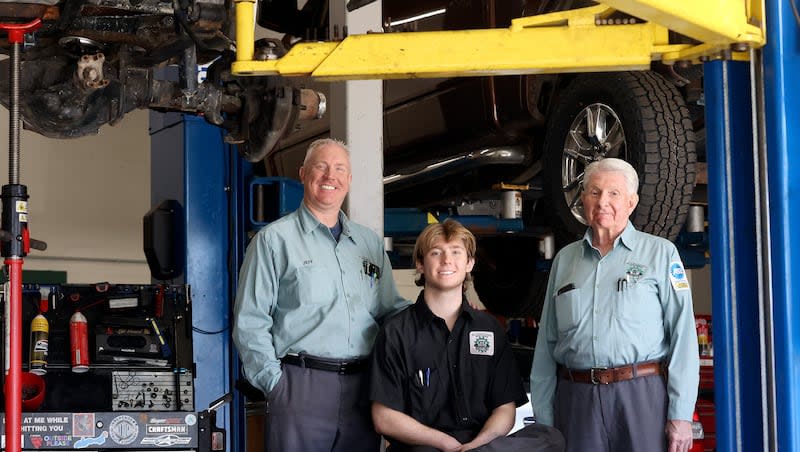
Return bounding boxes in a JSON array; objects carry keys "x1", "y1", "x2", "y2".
[{"x1": 1, "y1": 283, "x2": 227, "y2": 450}]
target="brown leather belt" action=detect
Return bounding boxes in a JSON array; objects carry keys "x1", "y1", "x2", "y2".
[{"x1": 559, "y1": 362, "x2": 664, "y2": 385}]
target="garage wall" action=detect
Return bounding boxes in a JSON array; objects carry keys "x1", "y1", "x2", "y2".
[
  {"x1": 0, "y1": 108, "x2": 151, "y2": 283},
  {"x1": 689, "y1": 267, "x2": 712, "y2": 315}
]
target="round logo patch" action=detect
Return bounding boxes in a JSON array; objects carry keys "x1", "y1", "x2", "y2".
[{"x1": 109, "y1": 415, "x2": 139, "y2": 445}]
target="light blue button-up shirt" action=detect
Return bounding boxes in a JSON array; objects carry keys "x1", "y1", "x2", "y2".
[
  {"x1": 530, "y1": 222, "x2": 699, "y2": 425},
  {"x1": 233, "y1": 202, "x2": 410, "y2": 394}
]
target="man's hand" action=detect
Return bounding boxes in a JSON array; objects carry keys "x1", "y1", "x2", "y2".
[
  {"x1": 373, "y1": 402, "x2": 462, "y2": 450},
  {"x1": 438, "y1": 435, "x2": 463, "y2": 452},
  {"x1": 458, "y1": 402, "x2": 516, "y2": 451},
  {"x1": 665, "y1": 419, "x2": 693, "y2": 452},
  {"x1": 458, "y1": 440, "x2": 483, "y2": 451}
]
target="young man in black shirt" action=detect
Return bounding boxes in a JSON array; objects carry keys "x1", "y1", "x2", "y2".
[{"x1": 369, "y1": 219, "x2": 564, "y2": 451}]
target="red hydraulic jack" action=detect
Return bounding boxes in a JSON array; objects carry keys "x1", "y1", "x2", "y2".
[{"x1": 0, "y1": 18, "x2": 47, "y2": 452}]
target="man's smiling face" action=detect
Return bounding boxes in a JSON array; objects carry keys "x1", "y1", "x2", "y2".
[
  {"x1": 300, "y1": 143, "x2": 352, "y2": 217},
  {"x1": 417, "y1": 238, "x2": 475, "y2": 292}
]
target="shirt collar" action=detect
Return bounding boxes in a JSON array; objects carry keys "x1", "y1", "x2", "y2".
[
  {"x1": 412, "y1": 290, "x2": 475, "y2": 325},
  {"x1": 298, "y1": 202, "x2": 353, "y2": 239},
  {"x1": 582, "y1": 221, "x2": 639, "y2": 253},
  {"x1": 617, "y1": 221, "x2": 639, "y2": 250}
]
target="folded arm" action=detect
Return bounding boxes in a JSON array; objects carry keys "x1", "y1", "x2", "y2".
[
  {"x1": 371, "y1": 402, "x2": 462, "y2": 452},
  {"x1": 458, "y1": 402, "x2": 516, "y2": 451}
]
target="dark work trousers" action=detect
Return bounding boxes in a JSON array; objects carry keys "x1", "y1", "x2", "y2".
[
  {"x1": 265, "y1": 363, "x2": 379, "y2": 452},
  {"x1": 554, "y1": 375, "x2": 668, "y2": 452},
  {"x1": 393, "y1": 424, "x2": 565, "y2": 452}
]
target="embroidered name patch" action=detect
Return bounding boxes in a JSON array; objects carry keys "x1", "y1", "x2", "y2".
[
  {"x1": 669, "y1": 261, "x2": 690, "y2": 291},
  {"x1": 469, "y1": 331, "x2": 494, "y2": 356}
]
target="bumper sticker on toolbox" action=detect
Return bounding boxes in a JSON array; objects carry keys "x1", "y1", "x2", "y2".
[
  {"x1": 29, "y1": 435, "x2": 72, "y2": 448},
  {"x1": 141, "y1": 434, "x2": 193, "y2": 447},
  {"x1": 74, "y1": 432, "x2": 108, "y2": 449},
  {"x1": 146, "y1": 423, "x2": 188, "y2": 435},
  {"x1": 72, "y1": 413, "x2": 95, "y2": 438},
  {"x1": 109, "y1": 415, "x2": 139, "y2": 445}
]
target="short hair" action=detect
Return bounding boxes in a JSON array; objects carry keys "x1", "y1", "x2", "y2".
[
  {"x1": 583, "y1": 158, "x2": 639, "y2": 195},
  {"x1": 412, "y1": 219, "x2": 476, "y2": 290},
  {"x1": 302, "y1": 138, "x2": 350, "y2": 166}
]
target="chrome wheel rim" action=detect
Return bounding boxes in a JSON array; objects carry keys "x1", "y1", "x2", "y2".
[{"x1": 560, "y1": 103, "x2": 627, "y2": 225}]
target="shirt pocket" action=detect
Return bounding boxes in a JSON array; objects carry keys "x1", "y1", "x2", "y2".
[
  {"x1": 357, "y1": 264, "x2": 379, "y2": 296},
  {"x1": 554, "y1": 289, "x2": 585, "y2": 334},
  {"x1": 350, "y1": 258, "x2": 381, "y2": 315},
  {"x1": 408, "y1": 368, "x2": 439, "y2": 425},
  {"x1": 613, "y1": 281, "x2": 661, "y2": 326},
  {"x1": 293, "y1": 264, "x2": 336, "y2": 306}
]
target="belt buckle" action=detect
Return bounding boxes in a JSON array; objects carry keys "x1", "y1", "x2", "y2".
[
  {"x1": 590, "y1": 367, "x2": 608, "y2": 385},
  {"x1": 338, "y1": 362, "x2": 347, "y2": 375}
]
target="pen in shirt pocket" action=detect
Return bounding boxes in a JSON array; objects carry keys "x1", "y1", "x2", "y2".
[
  {"x1": 617, "y1": 273, "x2": 632, "y2": 292},
  {"x1": 362, "y1": 260, "x2": 382, "y2": 287},
  {"x1": 416, "y1": 368, "x2": 431, "y2": 386}
]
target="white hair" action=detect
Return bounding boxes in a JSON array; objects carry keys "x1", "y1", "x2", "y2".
[{"x1": 583, "y1": 158, "x2": 639, "y2": 195}]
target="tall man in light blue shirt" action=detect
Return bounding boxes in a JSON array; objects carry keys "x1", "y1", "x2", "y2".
[
  {"x1": 530, "y1": 158, "x2": 699, "y2": 452},
  {"x1": 233, "y1": 138, "x2": 409, "y2": 451}
]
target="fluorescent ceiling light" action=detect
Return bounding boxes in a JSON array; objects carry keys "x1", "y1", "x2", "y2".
[{"x1": 388, "y1": 8, "x2": 446, "y2": 27}]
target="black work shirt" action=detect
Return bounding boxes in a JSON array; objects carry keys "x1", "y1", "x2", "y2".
[{"x1": 369, "y1": 291, "x2": 528, "y2": 444}]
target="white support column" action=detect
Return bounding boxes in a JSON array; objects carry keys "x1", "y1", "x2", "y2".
[{"x1": 329, "y1": 0, "x2": 384, "y2": 236}]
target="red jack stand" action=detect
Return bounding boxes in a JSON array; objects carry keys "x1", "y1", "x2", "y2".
[{"x1": 0, "y1": 18, "x2": 46, "y2": 452}]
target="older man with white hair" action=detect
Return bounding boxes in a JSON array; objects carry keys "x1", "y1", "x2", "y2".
[{"x1": 530, "y1": 158, "x2": 699, "y2": 452}]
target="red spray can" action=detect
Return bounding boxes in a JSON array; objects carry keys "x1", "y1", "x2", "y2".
[{"x1": 70, "y1": 311, "x2": 89, "y2": 372}]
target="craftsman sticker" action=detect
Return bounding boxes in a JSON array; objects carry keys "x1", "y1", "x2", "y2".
[
  {"x1": 469, "y1": 331, "x2": 494, "y2": 356},
  {"x1": 146, "y1": 424, "x2": 188, "y2": 435},
  {"x1": 669, "y1": 262, "x2": 690, "y2": 291}
]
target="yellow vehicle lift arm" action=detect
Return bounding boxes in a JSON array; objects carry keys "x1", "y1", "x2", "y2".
[{"x1": 231, "y1": 1, "x2": 764, "y2": 80}]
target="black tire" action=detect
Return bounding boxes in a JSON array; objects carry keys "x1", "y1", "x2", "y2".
[
  {"x1": 542, "y1": 71, "x2": 697, "y2": 243},
  {"x1": 472, "y1": 236, "x2": 549, "y2": 319}
]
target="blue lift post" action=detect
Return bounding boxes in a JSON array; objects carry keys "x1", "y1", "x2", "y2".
[
  {"x1": 150, "y1": 113, "x2": 236, "y2": 451},
  {"x1": 762, "y1": 0, "x2": 800, "y2": 450},
  {"x1": 706, "y1": 0, "x2": 800, "y2": 450},
  {"x1": 149, "y1": 116, "x2": 301, "y2": 452},
  {"x1": 704, "y1": 59, "x2": 762, "y2": 451}
]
